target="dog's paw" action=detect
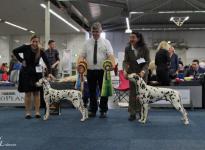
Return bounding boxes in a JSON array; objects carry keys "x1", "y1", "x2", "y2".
[
  {"x1": 138, "y1": 119, "x2": 143, "y2": 122},
  {"x1": 139, "y1": 119, "x2": 146, "y2": 124},
  {"x1": 184, "y1": 119, "x2": 189, "y2": 125},
  {"x1": 43, "y1": 115, "x2": 48, "y2": 121},
  {"x1": 80, "y1": 118, "x2": 86, "y2": 122}
]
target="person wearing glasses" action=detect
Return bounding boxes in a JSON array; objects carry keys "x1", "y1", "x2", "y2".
[{"x1": 123, "y1": 32, "x2": 150, "y2": 121}]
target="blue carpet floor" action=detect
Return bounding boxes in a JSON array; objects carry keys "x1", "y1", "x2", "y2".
[{"x1": 0, "y1": 107, "x2": 205, "y2": 150}]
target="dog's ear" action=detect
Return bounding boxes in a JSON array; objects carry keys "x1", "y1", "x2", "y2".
[{"x1": 133, "y1": 75, "x2": 140, "y2": 80}]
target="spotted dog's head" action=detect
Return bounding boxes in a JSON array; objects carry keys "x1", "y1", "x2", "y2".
[
  {"x1": 36, "y1": 78, "x2": 51, "y2": 88},
  {"x1": 128, "y1": 73, "x2": 140, "y2": 82},
  {"x1": 127, "y1": 73, "x2": 142, "y2": 91}
]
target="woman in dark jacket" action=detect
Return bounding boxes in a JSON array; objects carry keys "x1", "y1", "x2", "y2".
[
  {"x1": 155, "y1": 41, "x2": 171, "y2": 86},
  {"x1": 13, "y1": 35, "x2": 52, "y2": 119},
  {"x1": 123, "y1": 32, "x2": 150, "y2": 121}
]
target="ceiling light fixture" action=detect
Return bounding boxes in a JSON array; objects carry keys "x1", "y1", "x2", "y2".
[
  {"x1": 40, "y1": 3, "x2": 80, "y2": 32},
  {"x1": 130, "y1": 11, "x2": 144, "y2": 14},
  {"x1": 132, "y1": 27, "x2": 205, "y2": 31},
  {"x1": 125, "y1": 17, "x2": 132, "y2": 33},
  {"x1": 170, "y1": 16, "x2": 189, "y2": 27},
  {"x1": 29, "y1": 30, "x2": 35, "y2": 34},
  {"x1": 5, "y1": 21, "x2": 28, "y2": 31},
  {"x1": 158, "y1": 10, "x2": 205, "y2": 14}
]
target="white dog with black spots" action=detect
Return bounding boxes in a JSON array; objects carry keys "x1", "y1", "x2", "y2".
[
  {"x1": 128, "y1": 73, "x2": 189, "y2": 125},
  {"x1": 36, "y1": 78, "x2": 88, "y2": 122}
]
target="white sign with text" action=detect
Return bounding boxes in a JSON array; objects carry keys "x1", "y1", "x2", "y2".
[{"x1": 0, "y1": 89, "x2": 24, "y2": 104}]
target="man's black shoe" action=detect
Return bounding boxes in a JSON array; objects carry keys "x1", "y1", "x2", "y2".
[
  {"x1": 128, "y1": 115, "x2": 136, "y2": 121},
  {"x1": 99, "y1": 112, "x2": 107, "y2": 118}
]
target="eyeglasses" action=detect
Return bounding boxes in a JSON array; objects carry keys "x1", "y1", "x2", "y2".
[{"x1": 92, "y1": 30, "x2": 100, "y2": 33}]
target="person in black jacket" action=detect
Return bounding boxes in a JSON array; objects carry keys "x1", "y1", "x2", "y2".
[
  {"x1": 123, "y1": 32, "x2": 150, "y2": 121},
  {"x1": 45, "y1": 40, "x2": 60, "y2": 78},
  {"x1": 155, "y1": 41, "x2": 171, "y2": 86},
  {"x1": 13, "y1": 35, "x2": 52, "y2": 119}
]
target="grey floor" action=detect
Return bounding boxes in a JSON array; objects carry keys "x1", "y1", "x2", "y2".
[{"x1": 1, "y1": 98, "x2": 205, "y2": 150}]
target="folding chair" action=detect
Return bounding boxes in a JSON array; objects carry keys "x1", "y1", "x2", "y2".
[{"x1": 113, "y1": 70, "x2": 130, "y2": 102}]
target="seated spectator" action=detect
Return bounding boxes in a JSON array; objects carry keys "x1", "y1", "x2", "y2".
[
  {"x1": 184, "y1": 59, "x2": 205, "y2": 77},
  {"x1": 148, "y1": 61, "x2": 157, "y2": 85},
  {"x1": 2, "y1": 71, "x2": 8, "y2": 81},
  {"x1": 0, "y1": 63, "x2": 9, "y2": 81},
  {"x1": 178, "y1": 61, "x2": 184, "y2": 73},
  {"x1": 0, "y1": 63, "x2": 8, "y2": 72}
]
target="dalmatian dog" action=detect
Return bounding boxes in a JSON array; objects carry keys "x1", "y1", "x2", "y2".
[
  {"x1": 128, "y1": 73, "x2": 189, "y2": 125},
  {"x1": 36, "y1": 78, "x2": 88, "y2": 122}
]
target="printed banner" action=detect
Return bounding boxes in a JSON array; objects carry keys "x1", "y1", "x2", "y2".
[{"x1": 0, "y1": 89, "x2": 24, "y2": 104}]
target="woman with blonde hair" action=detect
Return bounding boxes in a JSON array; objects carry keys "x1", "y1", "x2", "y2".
[
  {"x1": 155, "y1": 41, "x2": 171, "y2": 85},
  {"x1": 13, "y1": 35, "x2": 52, "y2": 119}
]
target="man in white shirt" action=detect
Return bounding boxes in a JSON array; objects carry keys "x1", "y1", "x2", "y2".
[{"x1": 78, "y1": 22, "x2": 115, "y2": 118}]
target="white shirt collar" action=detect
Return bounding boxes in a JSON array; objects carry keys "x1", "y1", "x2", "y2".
[{"x1": 92, "y1": 37, "x2": 101, "y2": 42}]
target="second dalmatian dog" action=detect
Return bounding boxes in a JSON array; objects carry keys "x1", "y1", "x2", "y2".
[
  {"x1": 128, "y1": 73, "x2": 189, "y2": 125},
  {"x1": 36, "y1": 78, "x2": 88, "y2": 122}
]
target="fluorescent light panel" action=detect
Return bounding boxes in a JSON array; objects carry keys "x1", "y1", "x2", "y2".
[
  {"x1": 126, "y1": 17, "x2": 130, "y2": 29},
  {"x1": 5, "y1": 21, "x2": 28, "y2": 31},
  {"x1": 130, "y1": 11, "x2": 144, "y2": 14},
  {"x1": 40, "y1": 3, "x2": 80, "y2": 32},
  {"x1": 132, "y1": 27, "x2": 205, "y2": 31},
  {"x1": 130, "y1": 10, "x2": 205, "y2": 14},
  {"x1": 125, "y1": 29, "x2": 132, "y2": 33},
  {"x1": 125, "y1": 17, "x2": 132, "y2": 33},
  {"x1": 158, "y1": 10, "x2": 205, "y2": 13},
  {"x1": 30, "y1": 30, "x2": 35, "y2": 34}
]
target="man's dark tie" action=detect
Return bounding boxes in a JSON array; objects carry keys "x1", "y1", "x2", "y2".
[{"x1": 93, "y1": 40, "x2": 97, "y2": 64}]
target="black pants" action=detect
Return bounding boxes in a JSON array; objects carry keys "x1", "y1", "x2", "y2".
[
  {"x1": 156, "y1": 68, "x2": 170, "y2": 86},
  {"x1": 87, "y1": 69, "x2": 108, "y2": 113}
]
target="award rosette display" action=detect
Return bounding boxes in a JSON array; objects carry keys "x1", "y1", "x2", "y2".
[
  {"x1": 77, "y1": 61, "x2": 87, "y2": 75},
  {"x1": 76, "y1": 61, "x2": 88, "y2": 91},
  {"x1": 101, "y1": 60, "x2": 113, "y2": 97}
]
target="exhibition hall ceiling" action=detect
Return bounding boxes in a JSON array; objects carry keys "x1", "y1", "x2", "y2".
[
  {"x1": 0, "y1": 0, "x2": 205, "y2": 35},
  {"x1": 0, "y1": 0, "x2": 84, "y2": 35},
  {"x1": 57, "y1": 0, "x2": 205, "y2": 31}
]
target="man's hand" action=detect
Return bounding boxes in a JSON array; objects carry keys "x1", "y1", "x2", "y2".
[
  {"x1": 139, "y1": 70, "x2": 145, "y2": 78},
  {"x1": 51, "y1": 64, "x2": 56, "y2": 69},
  {"x1": 48, "y1": 74, "x2": 55, "y2": 80}
]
